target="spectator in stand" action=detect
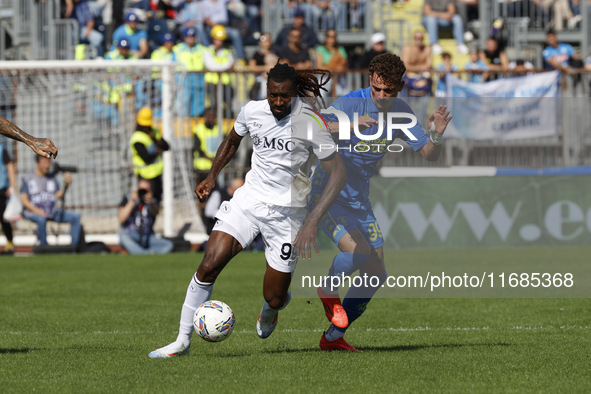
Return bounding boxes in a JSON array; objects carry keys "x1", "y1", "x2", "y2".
[
  {"x1": 111, "y1": 11, "x2": 149, "y2": 59},
  {"x1": 479, "y1": 36, "x2": 508, "y2": 78},
  {"x1": 401, "y1": 30, "x2": 433, "y2": 97},
  {"x1": 316, "y1": 29, "x2": 348, "y2": 96},
  {"x1": 175, "y1": 0, "x2": 209, "y2": 46},
  {"x1": 200, "y1": 0, "x2": 246, "y2": 61},
  {"x1": 149, "y1": 32, "x2": 177, "y2": 117},
  {"x1": 277, "y1": 28, "x2": 313, "y2": 70},
  {"x1": 203, "y1": 25, "x2": 236, "y2": 116},
  {"x1": 464, "y1": 48, "x2": 489, "y2": 82},
  {"x1": 357, "y1": 32, "x2": 388, "y2": 69},
  {"x1": 151, "y1": 32, "x2": 177, "y2": 62},
  {"x1": 435, "y1": 51, "x2": 459, "y2": 97},
  {"x1": 104, "y1": 38, "x2": 138, "y2": 59},
  {"x1": 535, "y1": 0, "x2": 579, "y2": 31},
  {"x1": 118, "y1": 178, "x2": 173, "y2": 255},
  {"x1": 455, "y1": 0, "x2": 479, "y2": 38},
  {"x1": 509, "y1": 59, "x2": 536, "y2": 76},
  {"x1": 21, "y1": 156, "x2": 82, "y2": 249},
  {"x1": 300, "y1": 0, "x2": 335, "y2": 31},
  {"x1": 349, "y1": 0, "x2": 366, "y2": 31},
  {"x1": 248, "y1": 33, "x2": 279, "y2": 100},
  {"x1": 542, "y1": 29, "x2": 580, "y2": 71},
  {"x1": 71, "y1": 0, "x2": 105, "y2": 57},
  {"x1": 422, "y1": 0, "x2": 469, "y2": 55},
  {"x1": 173, "y1": 27, "x2": 206, "y2": 117},
  {"x1": 274, "y1": 9, "x2": 320, "y2": 51},
  {"x1": 192, "y1": 107, "x2": 226, "y2": 194},
  {"x1": 0, "y1": 141, "x2": 17, "y2": 254},
  {"x1": 244, "y1": 0, "x2": 262, "y2": 37}
]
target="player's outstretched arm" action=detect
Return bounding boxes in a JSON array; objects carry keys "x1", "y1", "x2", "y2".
[
  {"x1": 0, "y1": 116, "x2": 58, "y2": 159},
  {"x1": 420, "y1": 105, "x2": 452, "y2": 162},
  {"x1": 195, "y1": 128, "x2": 243, "y2": 202},
  {"x1": 294, "y1": 153, "x2": 346, "y2": 260}
]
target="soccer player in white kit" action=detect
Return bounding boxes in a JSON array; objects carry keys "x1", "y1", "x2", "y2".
[{"x1": 149, "y1": 62, "x2": 346, "y2": 358}]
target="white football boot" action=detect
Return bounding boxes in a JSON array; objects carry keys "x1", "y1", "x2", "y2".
[{"x1": 148, "y1": 341, "x2": 190, "y2": 358}]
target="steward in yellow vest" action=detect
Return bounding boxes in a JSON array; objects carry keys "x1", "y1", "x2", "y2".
[
  {"x1": 203, "y1": 25, "x2": 235, "y2": 116},
  {"x1": 173, "y1": 27, "x2": 206, "y2": 117},
  {"x1": 192, "y1": 107, "x2": 225, "y2": 185},
  {"x1": 130, "y1": 107, "x2": 170, "y2": 200}
]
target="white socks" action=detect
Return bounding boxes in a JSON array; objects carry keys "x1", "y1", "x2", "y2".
[
  {"x1": 259, "y1": 300, "x2": 278, "y2": 322},
  {"x1": 176, "y1": 273, "x2": 213, "y2": 346}
]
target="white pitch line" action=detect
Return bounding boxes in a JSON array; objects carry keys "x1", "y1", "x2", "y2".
[{"x1": 3, "y1": 325, "x2": 589, "y2": 336}]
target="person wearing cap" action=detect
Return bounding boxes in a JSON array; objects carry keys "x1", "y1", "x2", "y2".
[
  {"x1": 204, "y1": 25, "x2": 235, "y2": 114},
  {"x1": 357, "y1": 32, "x2": 388, "y2": 69},
  {"x1": 104, "y1": 38, "x2": 138, "y2": 60},
  {"x1": 146, "y1": 33, "x2": 178, "y2": 117},
  {"x1": 100, "y1": 38, "x2": 137, "y2": 125},
  {"x1": 173, "y1": 27, "x2": 206, "y2": 118},
  {"x1": 274, "y1": 9, "x2": 319, "y2": 51},
  {"x1": 130, "y1": 107, "x2": 170, "y2": 201},
  {"x1": 200, "y1": 0, "x2": 246, "y2": 60},
  {"x1": 111, "y1": 11, "x2": 149, "y2": 59},
  {"x1": 151, "y1": 32, "x2": 177, "y2": 62},
  {"x1": 175, "y1": 0, "x2": 209, "y2": 47}
]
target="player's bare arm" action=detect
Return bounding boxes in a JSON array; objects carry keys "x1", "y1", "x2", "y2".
[
  {"x1": 195, "y1": 128, "x2": 243, "y2": 201},
  {"x1": 294, "y1": 153, "x2": 346, "y2": 260},
  {"x1": 0, "y1": 116, "x2": 58, "y2": 158},
  {"x1": 420, "y1": 105, "x2": 452, "y2": 162}
]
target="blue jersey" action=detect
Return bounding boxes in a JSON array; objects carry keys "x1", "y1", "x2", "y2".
[
  {"x1": 542, "y1": 43, "x2": 575, "y2": 69},
  {"x1": 311, "y1": 87, "x2": 429, "y2": 209}
]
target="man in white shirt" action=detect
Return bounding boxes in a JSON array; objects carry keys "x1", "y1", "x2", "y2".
[{"x1": 149, "y1": 62, "x2": 346, "y2": 358}]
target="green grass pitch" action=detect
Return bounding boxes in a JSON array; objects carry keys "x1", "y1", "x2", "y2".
[{"x1": 0, "y1": 248, "x2": 589, "y2": 393}]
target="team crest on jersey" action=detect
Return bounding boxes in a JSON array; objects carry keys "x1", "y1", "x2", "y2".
[{"x1": 252, "y1": 135, "x2": 261, "y2": 146}]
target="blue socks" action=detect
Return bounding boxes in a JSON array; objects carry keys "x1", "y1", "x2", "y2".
[{"x1": 334, "y1": 273, "x2": 387, "y2": 334}]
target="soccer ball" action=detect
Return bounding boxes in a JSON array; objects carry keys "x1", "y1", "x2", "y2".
[{"x1": 193, "y1": 300, "x2": 235, "y2": 342}]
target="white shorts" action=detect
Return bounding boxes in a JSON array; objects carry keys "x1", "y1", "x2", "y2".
[{"x1": 212, "y1": 187, "x2": 306, "y2": 273}]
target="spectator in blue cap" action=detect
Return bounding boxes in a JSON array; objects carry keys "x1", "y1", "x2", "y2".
[
  {"x1": 175, "y1": 0, "x2": 209, "y2": 46},
  {"x1": 111, "y1": 11, "x2": 149, "y2": 58},
  {"x1": 104, "y1": 38, "x2": 138, "y2": 60},
  {"x1": 173, "y1": 25, "x2": 206, "y2": 117},
  {"x1": 152, "y1": 33, "x2": 177, "y2": 61}
]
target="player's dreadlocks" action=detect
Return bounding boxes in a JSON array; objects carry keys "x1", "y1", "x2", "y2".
[
  {"x1": 267, "y1": 61, "x2": 331, "y2": 109},
  {"x1": 368, "y1": 53, "x2": 406, "y2": 87}
]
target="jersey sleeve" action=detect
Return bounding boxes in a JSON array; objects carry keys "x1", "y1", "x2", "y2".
[
  {"x1": 307, "y1": 112, "x2": 337, "y2": 161},
  {"x1": 394, "y1": 99, "x2": 430, "y2": 151},
  {"x1": 233, "y1": 103, "x2": 250, "y2": 136}
]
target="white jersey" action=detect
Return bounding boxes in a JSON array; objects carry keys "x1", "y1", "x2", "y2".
[{"x1": 234, "y1": 97, "x2": 337, "y2": 207}]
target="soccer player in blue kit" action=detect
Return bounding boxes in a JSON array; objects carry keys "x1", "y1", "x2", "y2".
[{"x1": 310, "y1": 53, "x2": 453, "y2": 351}]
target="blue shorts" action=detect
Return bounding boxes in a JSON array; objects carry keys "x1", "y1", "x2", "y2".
[{"x1": 310, "y1": 195, "x2": 384, "y2": 250}]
